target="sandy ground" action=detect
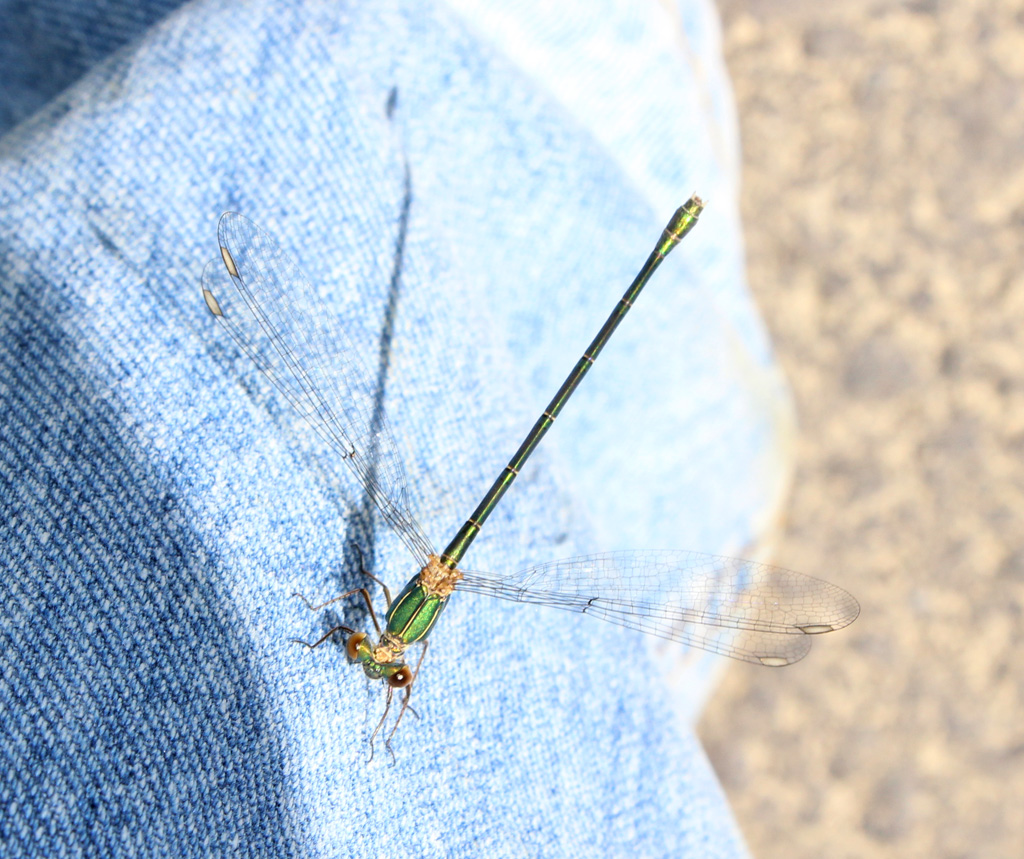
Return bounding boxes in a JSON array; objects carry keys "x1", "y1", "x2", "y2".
[{"x1": 698, "y1": 2, "x2": 1024, "y2": 858}]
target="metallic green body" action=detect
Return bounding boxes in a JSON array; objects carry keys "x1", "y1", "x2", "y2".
[
  {"x1": 385, "y1": 577, "x2": 450, "y2": 644},
  {"x1": 440, "y1": 196, "x2": 704, "y2": 569},
  {"x1": 347, "y1": 200, "x2": 704, "y2": 692}
]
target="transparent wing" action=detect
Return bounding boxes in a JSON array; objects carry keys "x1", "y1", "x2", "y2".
[
  {"x1": 458, "y1": 550, "x2": 860, "y2": 665},
  {"x1": 201, "y1": 212, "x2": 434, "y2": 563}
]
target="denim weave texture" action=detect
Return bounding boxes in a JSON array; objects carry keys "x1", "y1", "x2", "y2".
[{"x1": 0, "y1": 1, "x2": 787, "y2": 856}]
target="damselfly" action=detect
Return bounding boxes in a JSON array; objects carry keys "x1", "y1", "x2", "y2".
[{"x1": 202, "y1": 198, "x2": 859, "y2": 756}]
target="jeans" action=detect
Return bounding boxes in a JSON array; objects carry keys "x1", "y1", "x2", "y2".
[{"x1": 1, "y1": 1, "x2": 785, "y2": 855}]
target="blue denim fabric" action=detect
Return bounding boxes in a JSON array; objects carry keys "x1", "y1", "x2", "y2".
[{"x1": 1, "y1": 1, "x2": 786, "y2": 856}]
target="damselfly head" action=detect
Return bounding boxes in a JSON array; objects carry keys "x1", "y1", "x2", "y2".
[{"x1": 346, "y1": 631, "x2": 414, "y2": 688}]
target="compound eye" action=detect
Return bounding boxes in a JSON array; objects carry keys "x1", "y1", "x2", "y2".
[
  {"x1": 345, "y1": 632, "x2": 368, "y2": 662},
  {"x1": 386, "y1": 665, "x2": 413, "y2": 689}
]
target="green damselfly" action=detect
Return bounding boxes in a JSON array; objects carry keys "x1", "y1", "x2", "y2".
[{"x1": 202, "y1": 198, "x2": 859, "y2": 756}]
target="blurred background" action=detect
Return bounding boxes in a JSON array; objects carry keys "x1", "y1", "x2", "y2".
[{"x1": 700, "y1": 2, "x2": 1024, "y2": 858}]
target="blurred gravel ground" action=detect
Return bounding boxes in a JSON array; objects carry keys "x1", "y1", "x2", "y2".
[{"x1": 699, "y1": 2, "x2": 1024, "y2": 858}]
